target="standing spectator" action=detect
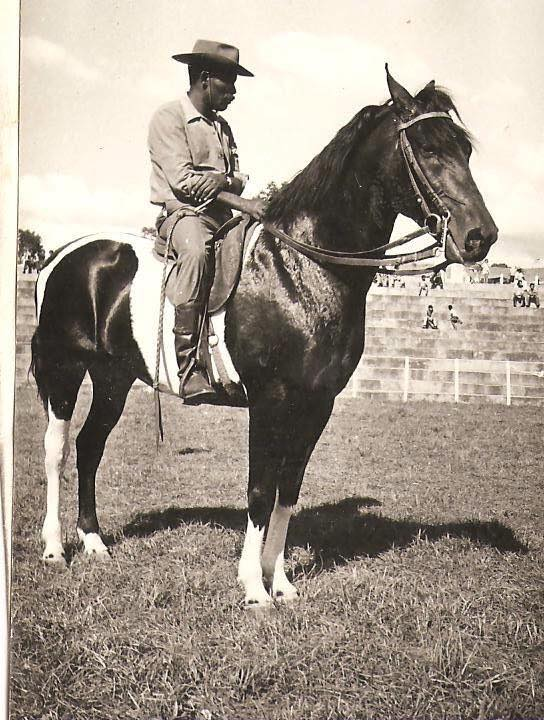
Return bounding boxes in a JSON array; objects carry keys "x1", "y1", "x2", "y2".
[
  {"x1": 430, "y1": 270, "x2": 443, "y2": 290},
  {"x1": 513, "y1": 280, "x2": 526, "y2": 307},
  {"x1": 514, "y1": 268, "x2": 525, "y2": 285},
  {"x1": 418, "y1": 274, "x2": 430, "y2": 297},
  {"x1": 448, "y1": 304, "x2": 463, "y2": 329},
  {"x1": 22, "y1": 250, "x2": 34, "y2": 274},
  {"x1": 481, "y1": 258, "x2": 490, "y2": 283},
  {"x1": 422, "y1": 304, "x2": 438, "y2": 329},
  {"x1": 525, "y1": 283, "x2": 540, "y2": 309}
]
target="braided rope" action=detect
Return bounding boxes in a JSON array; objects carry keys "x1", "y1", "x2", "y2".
[{"x1": 153, "y1": 214, "x2": 181, "y2": 445}]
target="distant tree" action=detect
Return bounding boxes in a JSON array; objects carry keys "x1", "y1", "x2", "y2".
[
  {"x1": 254, "y1": 181, "x2": 288, "y2": 205},
  {"x1": 17, "y1": 229, "x2": 46, "y2": 268},
  {"x1": 141, "y1": 226, "x2": 157, "y2": 239}
]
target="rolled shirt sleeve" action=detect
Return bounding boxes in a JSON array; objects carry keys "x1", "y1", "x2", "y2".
[
  {"x1": 148, "y1": 103, "x2": 203, "y2": 202},
  {"x1": 148, "y1": 96, "x2": 248, "y2": 211}
]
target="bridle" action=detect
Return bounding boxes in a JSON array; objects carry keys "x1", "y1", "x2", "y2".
[{"x1": 259, "y1": 110, "x2": 455, "y2": 274}]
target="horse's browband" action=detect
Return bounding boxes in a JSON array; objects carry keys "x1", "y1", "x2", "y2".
[{"x1": 397, "y1": 112, "x2": 451, "y2": 131}]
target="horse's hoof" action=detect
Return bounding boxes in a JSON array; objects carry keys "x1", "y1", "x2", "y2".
[
  {"x1": 242, "y1": 589, "x2": 274, "y2": 609},
  {"x1": 77, "y1": 530, "x2": 110, "y2": 559},
  {"x1": 273, "y1": 587, "x2": 299, "y2": 603},
  {"x1": 42, "y1": 551, "x2": 68, "y2": 569}
]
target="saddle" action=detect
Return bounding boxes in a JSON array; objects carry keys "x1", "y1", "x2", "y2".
[{"x1": 163, "y1": 212, "x2": 257, "y2": 313}]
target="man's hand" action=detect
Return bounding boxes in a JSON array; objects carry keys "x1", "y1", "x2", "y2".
[{"x1": 190, "y1": 171, "x2": 228, "y2": 203}]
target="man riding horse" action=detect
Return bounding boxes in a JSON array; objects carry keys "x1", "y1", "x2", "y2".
[{"x1": 148, "y1": 39, "x2": 262, "y2": 403}]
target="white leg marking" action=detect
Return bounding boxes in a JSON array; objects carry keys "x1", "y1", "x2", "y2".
[
  {"x1": 238, "y1": 515, "x2": 271, "y2": 606},
  {"x1": 261, "y1": 499, "x2": 298, "y2": 601},
  {"x1": 76, "y1": 528, "x2": 110, "y2": 559},
  {"x1": 41, "y1": 403, "x2": 70, "y2": 566}
]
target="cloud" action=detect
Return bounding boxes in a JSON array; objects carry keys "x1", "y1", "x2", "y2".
[
  {"x1": 22, "y1": 35, "x2": 102, "y2": 82},
  {"x1": 257, "y1": 31, "x2": 430, "y2": 95},
  {"x1": 19, "y1": 174, "x2": 153, "y2": 249}
]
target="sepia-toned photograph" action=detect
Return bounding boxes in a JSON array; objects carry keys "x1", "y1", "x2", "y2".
[{"x1": 2, "y1": 0, "x2": 543, "y2": 718}]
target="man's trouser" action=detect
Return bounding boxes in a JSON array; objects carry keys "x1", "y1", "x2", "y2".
[
  {"x1": 155, "y1": 209, "x2": 220, "y2": 401},
  {"x1": 156, "y1": 210, "x2": 218, "y2": 305}
]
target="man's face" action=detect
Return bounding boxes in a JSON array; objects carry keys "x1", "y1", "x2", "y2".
[{"x1": 208, "y1": 68, "x2": 237, "y2": 111}]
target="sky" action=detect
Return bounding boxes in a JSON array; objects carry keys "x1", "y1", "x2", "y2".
[{"x1": 18, "y1": 0, "x2": 544, "y2": 265}]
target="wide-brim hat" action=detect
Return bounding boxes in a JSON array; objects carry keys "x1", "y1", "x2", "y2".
[{"x1": 172, "y1": 39, "x2": 254, "y2": 77}]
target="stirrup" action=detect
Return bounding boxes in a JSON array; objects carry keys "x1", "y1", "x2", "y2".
[{"x1": 178, "y1": 363, "x2": 216, "y2": 404}]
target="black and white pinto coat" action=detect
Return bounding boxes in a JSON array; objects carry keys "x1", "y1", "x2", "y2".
[{"x1": 33, "y1": 72, "x2": 497, "y2": 606}]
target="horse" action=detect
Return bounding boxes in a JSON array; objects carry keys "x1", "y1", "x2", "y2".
[{"x1": 31, "y1": 68, "x2": 497, "y2": 607}]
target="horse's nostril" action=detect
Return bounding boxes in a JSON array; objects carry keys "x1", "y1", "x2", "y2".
[{"x1": 465, "y1": 228, "x2": 484, "y2": 253}]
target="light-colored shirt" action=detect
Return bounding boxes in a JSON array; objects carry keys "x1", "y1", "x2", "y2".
[{"x1": 148, "y1": 94, "x2": 247, "y2": 222}]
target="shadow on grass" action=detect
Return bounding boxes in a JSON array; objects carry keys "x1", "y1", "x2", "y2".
[{"x1": 122, "y1": 496, "x2": 528, "y2": 571}]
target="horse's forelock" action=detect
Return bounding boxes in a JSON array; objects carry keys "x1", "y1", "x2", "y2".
[{"x1": 415, "y1": 84, "x2": 474, "y2": 150}]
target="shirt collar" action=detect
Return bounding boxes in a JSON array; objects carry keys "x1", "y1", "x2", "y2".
[{"x1": 180, "y1": 93, "x2": 219, "y2": 124}]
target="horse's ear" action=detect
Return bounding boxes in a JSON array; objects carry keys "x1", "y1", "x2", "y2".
[
  {"x1": 415, "y1": 80, "x2": 436, "y2": 103},
  {"x1": 385, "y1": 63, "x2": 415, "y2": 118}
]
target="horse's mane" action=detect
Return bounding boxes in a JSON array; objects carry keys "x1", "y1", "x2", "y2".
[
  {"x1": 264, "y1": 84, "x2": 473, "y2": 225},
  {"x1": 265, "y1": 103, "x2": 389, "y2": 224}
]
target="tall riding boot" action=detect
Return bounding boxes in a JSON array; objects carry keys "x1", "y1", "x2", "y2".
[{"x1": 174, "y1": 303, "x2": 216, "y2": 403}]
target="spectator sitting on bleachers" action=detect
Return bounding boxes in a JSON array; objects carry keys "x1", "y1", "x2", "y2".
[
  {"x1": 513, "y1": 279, "x2": 527, "y2": 307},
  {"x1": 422, "y1": 304, "x2": 438, "y2": 329},
  {"x1": 525, "y1": 283, "x2": 540, "y2": 309},
  {"x1": 448, "y1": 304, "x2": 463, "y2": 329},
  {"x1": 418, "y1": 275, "x2": 430, "y2": 297}
]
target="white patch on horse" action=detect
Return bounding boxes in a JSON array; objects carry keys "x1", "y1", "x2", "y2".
[
  {"x1": 76, "y1": 528, "x2": 110, "y2": 559},
  {"x1": 42, "y1": 402, "x2": 70, "y2": 565},
  {"x1": 238, "y1": 515, "x2": 271, "y2": 606},
  {"x1": 261, "y1": 498, "x2": 298, "y2": 601},
  {"x1": 208, "y1": 309, "x2": 241, "y2": 385},
  {"x1": 35, "y1": 227, "x2": 265, "y2": 394}
]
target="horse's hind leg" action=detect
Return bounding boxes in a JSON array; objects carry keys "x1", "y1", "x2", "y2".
[
  {"x1": 75, "y1": 360, "x2": 135, "y2": 558},
  {"x1": 42, "y1": 359, "x2": 87, "y2": 566}
]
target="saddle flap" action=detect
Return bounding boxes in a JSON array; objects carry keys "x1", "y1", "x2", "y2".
[{"x1": 208, "y1": 213, "x2": 257, "y2": 313}]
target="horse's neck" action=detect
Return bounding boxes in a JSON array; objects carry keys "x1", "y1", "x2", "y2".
[{"x1": 284, "y1": 182, "x2": 396, "y2": 253}]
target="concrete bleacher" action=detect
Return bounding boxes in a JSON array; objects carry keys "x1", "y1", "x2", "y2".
[
  {"x1": 15, "y1": 272, "x2": 37, "y2": 385},
  {"x1": 342, "y1": 282, "x2": 544, "y2": 405},
  {"x1": 15, "y1": 272, "x2": 544, "y2": 405}
]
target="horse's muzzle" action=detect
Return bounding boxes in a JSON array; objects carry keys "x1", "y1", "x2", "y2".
[
  {"x1": 463, "y1": 225, "x2": 499, "y2": 262},
  {"x1": 446, "y1": 223, "x2": 498, "y2": 264}
]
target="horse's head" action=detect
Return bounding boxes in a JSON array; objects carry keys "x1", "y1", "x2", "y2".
[{"x1": 371, "y1": 67, "x2": 498, "y2": 265}]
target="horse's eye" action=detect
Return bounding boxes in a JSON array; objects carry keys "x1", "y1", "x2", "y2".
[{"x1": 420, "y1": 147, "x2": 438, "y2": 159}]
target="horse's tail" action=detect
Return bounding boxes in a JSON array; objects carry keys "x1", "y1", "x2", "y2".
[{"x1": 30, "y1": 324, "x2": 49, "y2": 412}]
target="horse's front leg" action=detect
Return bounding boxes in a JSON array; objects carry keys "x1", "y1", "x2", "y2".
[
  {"x1": 261, "y1": 495, "x2": 297, "y2": 601},
  {"x1": 239, "y1": 389, "x2": 334, "y2": 606}
]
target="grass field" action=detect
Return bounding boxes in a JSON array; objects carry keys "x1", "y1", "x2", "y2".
[{"x1": 10, "y1": 385, "x2": 543, "y2": 720}]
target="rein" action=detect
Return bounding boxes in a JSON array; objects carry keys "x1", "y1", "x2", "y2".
[{"x1": 219, "y1": 111, "x2": 454, "y2": 275}]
